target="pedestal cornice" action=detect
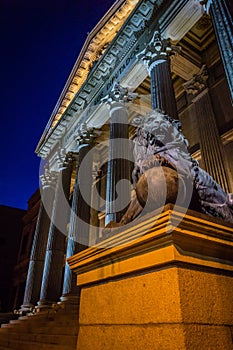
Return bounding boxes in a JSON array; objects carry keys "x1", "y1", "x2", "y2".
[{"x1": 68, "y1": 204, "x2": 233, "y2": 286}]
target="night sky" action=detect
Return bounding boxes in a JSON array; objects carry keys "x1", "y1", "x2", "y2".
[{"x1": 0, "y1": 0, "x2": 116, "y2": 210}]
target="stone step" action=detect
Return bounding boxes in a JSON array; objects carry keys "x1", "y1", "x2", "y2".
[
  {"x1": 8, "y1": 320, "x2": 21, "y2": 325},
  {"x1": 0, "y1": 314, "x2": 17, "y2": 326},
  {"x1": 0, "y1": 338, "x2": 75, "y2": 350},
  {"x1": 0, "y1": 332, "x2": 20, "y2": 341},
  {"x1": 0, "y1": 331, "x2": 78, "y2": 345},
  {"x1": 0, "y1": 328, "x2": 11, "y2": 333},
  {"x1": 19, "y1": 313, "x2": 77, "y2": 324},
  {"x1": 0, "y1": 324, "x2": 78, "y2": 337},
  {"x1": 1, "y1": 315, "x2": 77, "y2": 331},
  {"x1": 22, "y1": 333, "x2": 76, "y2": 346},
  {"x1": 0, "y1": 337, "x2": 9, "y2": 347},
  {"x1": 35, "y1": 325, "x2": 78, "y2": 335},
  {"x1": 0, "y1": 308, "x2": 78, "y2": 349},
  {"x1": 1, "y1": 324, "x2": 16, "y2": 330}
]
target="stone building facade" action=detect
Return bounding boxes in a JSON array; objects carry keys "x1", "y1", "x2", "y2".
[
  {"x1": 8, "y1": 1, "x2": 232, "y2": 348},
  {"x1": 11, "y1": 190, "x2": 40, "y2": 311},
  {"x1": 20, "y1": 0, "x2": 233, "y2": 314}
]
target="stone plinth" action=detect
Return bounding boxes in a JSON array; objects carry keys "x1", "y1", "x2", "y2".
[{"x1": 68, "y1": 205, "x2": 233, "y2": 350}]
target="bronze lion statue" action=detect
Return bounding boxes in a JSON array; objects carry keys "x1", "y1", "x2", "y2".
[{"x1": 117, "y1": 110, "x2": 233, "y2": 225}]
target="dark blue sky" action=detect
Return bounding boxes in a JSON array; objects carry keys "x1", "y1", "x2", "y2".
[{"x1": 0, "y1": 0, "x2": 116, "y2": 209}]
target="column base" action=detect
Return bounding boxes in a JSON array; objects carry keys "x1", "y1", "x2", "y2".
[
  {"x1": 35, "y1": 299, "x2": 54, "y2": 312},
  {"x1": 58, "y1": 295, "x2": 80, "y2": 312},
  {"x1": 19, "y1": 303, "x2": 35, "y2": 315},
  {"x1": 59, "y1": 294, "x2": 79, "y2": 305}
]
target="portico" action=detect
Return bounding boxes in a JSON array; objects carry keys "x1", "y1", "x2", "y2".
[{"x1": 19, "y1": 0, "x2": 233, "y2": 344}]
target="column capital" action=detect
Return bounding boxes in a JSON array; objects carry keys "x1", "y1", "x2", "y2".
[
  {"x1": 102, "y1": 82, "x2": 138, "y2": 105},
  {"x1": 137, "y1": 30, "x2": 180, "y2": 75},
  {"x1": 75, "y1": 123, "x2": 101, "y2": 148},
  {"x1": 183, "y1": 65, "x2": 208, "y2": 100},
  {"x1": 56, "y1": 148, "x2": 66, "y2": 167},
  {"x1": 63, "y1": 152, "x2": 76, "y2": 168},
  {"x1": 40, "y1": 169, "x2": 58, "y2": 190},
  {"x1": 55, "y1": 150, "x2": 76, "y2": 170}
]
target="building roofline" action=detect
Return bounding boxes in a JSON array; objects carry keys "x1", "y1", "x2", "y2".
[{"x1": 36, "y1": 0, "x2": 137, "y2": 154}]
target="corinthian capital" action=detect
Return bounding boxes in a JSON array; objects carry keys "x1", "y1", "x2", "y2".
[
  {"x1": 75, "y1": 123, "x2": 101, "y2": 147},
  {"x1": 40, "y1": 169, "x2": 57, "y2": 189},
  {"x1": 102, "y1": 82, "x2": 138, "y2": 104},
  {"x1": 183, "y1": 65, "x2": 208, "y2": 98},
  {"x1": 137, "y1": 30, "x2": 180, "y2": 74},
  {"x1": 61, "y1": 152, "x2": 75, "y2": 170}
]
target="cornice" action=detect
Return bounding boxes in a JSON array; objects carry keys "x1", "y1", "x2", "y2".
[
  {"x1": 51, "y1": 0, "x2": 139, "y2": 129},
  {"x1": 36, "y1": 0, "x2": 139, "y2": 155},
  {"x1": 36, "y1": 0, "x2": 159, "y2": 158}
]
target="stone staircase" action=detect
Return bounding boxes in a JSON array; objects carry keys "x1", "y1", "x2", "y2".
[
  {"x1": 0, "y1": 307, "x2": 78, "y2": 350},
  {"x1": 0, "y1": 314, "x2": 18, "y2": 327}
]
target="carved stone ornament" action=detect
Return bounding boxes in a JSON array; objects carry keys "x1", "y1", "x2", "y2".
[
  {"x1": 183, "y1": 65, "x2": 208, "y2": 97},
  {"x1": 40, "y1": 168, "x2": 58, "y2": 189},
  {"x1": 63, "y1": 152, "x2": 75, "y2": 168},
  {"x1": 53, "y1": 149, "x2": 75, "y2": 171},
  {"x1": 137, "y1": 30, "x2": 180, "y2": 74},
  {"x1": 102, "y1": 82, "x2": 138, "y2": 104},
  {"x1": 55, "y1": 148, "x2": 66, "y2": 169},
  {"x1": 91, "y1": 42, "x2": 110, "y2": 69},
  {"x1": 75, "y1": 123, "x2": 101, "y2": 146}
]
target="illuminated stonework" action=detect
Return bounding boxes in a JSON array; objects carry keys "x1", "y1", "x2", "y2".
[
  {"x1": 50, "y1": 0, "x2": 140, "y2": 129},
  {"x1": 3, "y1": 1, "x2": 232, "y2": 349}
]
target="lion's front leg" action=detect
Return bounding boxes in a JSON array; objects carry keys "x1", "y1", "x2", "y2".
[{"x1": 120, "y1": 190, "x2": 143, "y2": 225}]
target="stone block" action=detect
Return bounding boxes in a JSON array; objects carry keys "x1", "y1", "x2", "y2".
[{"x1": 68, "y1": 206, "x2": 233, "y2": 350}]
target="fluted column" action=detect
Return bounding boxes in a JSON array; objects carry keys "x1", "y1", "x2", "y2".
[
  {"x1": 20, "y1": 169, "x2": 57, "y2": 313},
  {"x1": 138, "y1": 31, "x2": 178, "y2": 117},
  {"x1": 37, "y1": 152, "x2": 74, "y2": 309},
  {"x1": 104, "y1": 83, "x2": 137, "y2": 225},
  {"x1": 60, "y1": 125, "x2": 97, "y2": 305},
  {"x1": 201, "y1": 0, "x2": 233, "y2": 103},
  {"x1": 184, "y1": 65, "x2": 231, "y2": 192}
]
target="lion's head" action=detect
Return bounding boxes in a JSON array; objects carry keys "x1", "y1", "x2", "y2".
[{"x1": 132, "y1": 110, "x2": 190, "y2": 160}]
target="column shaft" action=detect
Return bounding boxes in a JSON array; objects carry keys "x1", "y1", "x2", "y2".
[
  {"x1": 194, "y1": 90, "x2": 231, "y2": 192},
  {"x1": 38, "y1": 158, "x2": 73, "y2": 307},
  {"x1": 61, "y1": 142, "x2": 92, "y2": 304},
  {"x1": 208, "y1": 0, "x2": 233, "y2": 103},
  {"x1": 21, "y1": 177, "x2": 56, "y2": 312},
  {"x1": 150, "y1": 60, "x2": 178, "y2": 117},
  {"x1": 139, "y1": 31, "x2": 178, "y2": 118},
  {"x1": 184, "y1": 64, "x2": 232, "y2": 193},
  {"x1": 105, "y1": 103, "x2": 131, "y2": 225}
]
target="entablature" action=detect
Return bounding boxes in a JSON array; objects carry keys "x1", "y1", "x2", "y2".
[{"x1": 36, "y1": 0, "x2": 209, "y2": 160}]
